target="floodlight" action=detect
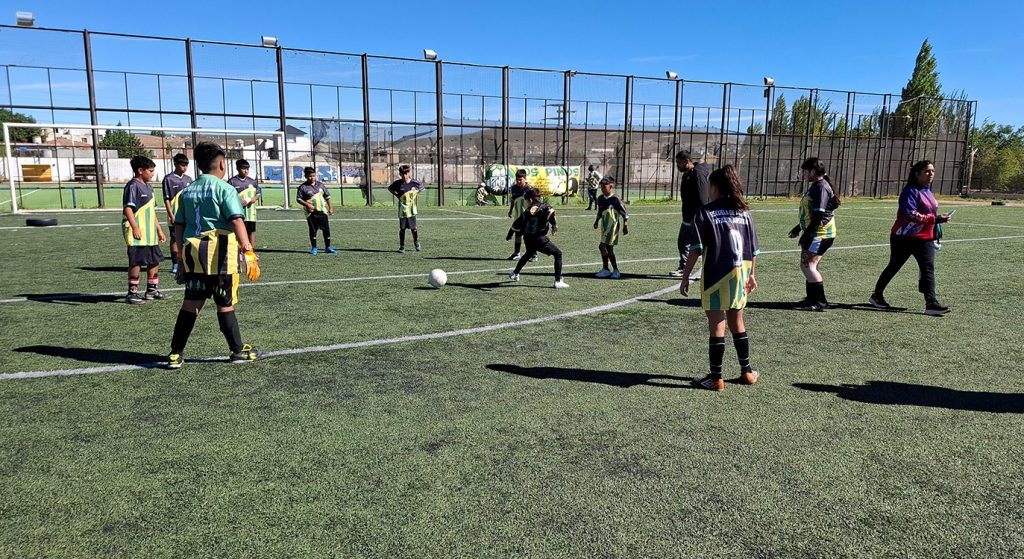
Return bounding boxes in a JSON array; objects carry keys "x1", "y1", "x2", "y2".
[
  {"x1": 763, "y1": 76, "x2": 774, "y2": 86},
  {"x1": 15, "y1": 11, "x2": 34, "y2": 27},
  {"x1": 666, "y1": 71, "x2": 679, "y2": 80},
  {"x1": 261, "y1": 36, "x2": 278, "y2": 48},
  {"x1": 423, "y1": 49, "x2": 438, "y2": 61}
]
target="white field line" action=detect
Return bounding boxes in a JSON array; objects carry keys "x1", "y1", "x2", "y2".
[
  {"x1": 2, "y1": 234, "x2": 1023, "y2": 305},
  {"x1": 3, "y1": 234, "x2": 1024, "y2": 380},
  {"x1": 436, "y1": 208, "x2": 503, "y2": 219}
]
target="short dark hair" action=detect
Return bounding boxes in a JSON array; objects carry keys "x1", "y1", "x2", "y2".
[
  {"x1": 303, "y1": 167, "x2": 316, "y2": 176},
  {"x1": 676, "y1": 150, "x2": 694, "y2": 161},
  {"x1": 588, "y1": 165, "x2": 595, "y2": 171},
  {"x1": 172, "y1": 153, "x2": 189, "y2": 165},
  {"x1": 599, "y1": 176, "x2": 616, "y2": 187},
  {"x1": 524, "y1": 188, "x2": 539, "y2": 202},
  {"x1": 908, "y1": 160, "x2": 934, "y2": 185},
  {"x1": 515, "y1": 169, "x2": 528, "y2": 179},
  {"x1": 236, "y1": 159, "x2": 250, "y2": 169},
  {"x1": 399, "y1": 164, "x2": 411, "y2": 175},
  {"x1": 130, "y1": 155, "x2": 155, "y2": 173},
  {"x1": 194, "y1": 142, "x2": 226, "y2": 173}
]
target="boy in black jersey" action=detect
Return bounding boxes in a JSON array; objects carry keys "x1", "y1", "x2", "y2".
[
  {"x1": 506, "y1": 189, "x2": 569, "y2": 289},
  {"x1": 506, "y1": 169, "x2": 534, "y2": 261},
  {"x1": 592, "y1": 176, "x2": 629, "y2": 278}
]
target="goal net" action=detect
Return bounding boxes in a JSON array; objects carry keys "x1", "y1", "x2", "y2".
[{"x1": 1, "y1": 123, "x2": 290, "y2": 213}]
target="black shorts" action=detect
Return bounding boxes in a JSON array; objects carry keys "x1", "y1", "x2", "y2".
[
  {"x1": 307, "y1": 212, "x2": 330, "y2": 231},
  {"x1": 182, "y1": 273, "x2": 238, "y2": 307},
  {"x1": 525, "y1": 235, "x2": 560, "y2": 256},
  {"x1": 804, "y1": 237, "x2": 835, "y2": 256},
  {"x1": 399, "y1": 216, "x2": 417, "y2": 230},
  {"x1": 244, "y1": 221, "x2": 256, "y2": 233},
  {"x1": 127, "y1": 245, "x2": 164, "y2": 268}
]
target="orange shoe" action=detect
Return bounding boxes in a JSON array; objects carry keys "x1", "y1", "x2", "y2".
[
  {"x1": 695, "y1": 375, "x2": 725, "y2": 392},
  {"x1": 739, "y1": 370, "x2": 759, "y2": 385}
]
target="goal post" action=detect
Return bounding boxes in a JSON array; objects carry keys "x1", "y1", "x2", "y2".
[{"x1": 1, "y1": 123, "x2": 290, "y2": 213}]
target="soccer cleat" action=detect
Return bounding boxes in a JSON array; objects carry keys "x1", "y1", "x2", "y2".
[
  {"x1": 739, "y1": 370, "x2": 759, "y2": 385},
  {"x1": 553, "y1": 279, "x2": 570, "y2": 289},
  {"x1": 795, "y1": 301, "x2": 827, "y2": 312},
  {"x1": 508, "y1": 272, "x2": 520, "y2": 282},
  {"x1": 507, "y1": 252, "x2": 521, "y2": 260},
  {"x1": 925, "y1": 303, "x2": 951, "y2": 316},
  {"x1": 415, "y1": 242, "x2": 422, "y2": 252},
  {"x1": 398, "y1": 246, "x2": 406, "y2": 254},
  {"x1": 229, "y1": 343, "x2": 266, "y2": 364},
  {"x1": 529, "y1": 255, "x2": 538, "y2": 262},
  {"x1": 868, "y1": 294, "x2": 894, "y2": 310},
  {"x1": 325, "y1": 246, "x2": 337, "y2": 254},
  {"x1": 669, "y1": 269, "x2": 686, "y2": 278},
  {"x1": 610, "y1": 270, "x2": 621, "y2": 279},
  {"x1": 166, "y1": 353, "x2": 184, "y2": 369},
  {"x1": 309, "y1": 247, "x2": 318, "y2": 255},
  {"x1": 694, "y1": 374, "x2": 725, "y2": 392},
  {"x1": 144, "y1": 289, "x2": 169, "y2": 301},
  {"x1": 125, "y1": 292, "x2": 146, "y2": 305},
  {"x1": 595, "y1": 269, "x2": 612, "y2": 278}
]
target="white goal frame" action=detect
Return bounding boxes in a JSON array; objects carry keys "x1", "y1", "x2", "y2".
[{"x1": 2, "y1": 123, "x2": 290, "y2": 213}]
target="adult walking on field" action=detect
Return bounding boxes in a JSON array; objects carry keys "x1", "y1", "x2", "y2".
[
  {"x1": 670, "y1": 150, "x2": 710, "y2": 279},
  {"x1": 868, "y1": 160, "x2": 954, "y2": 316}
]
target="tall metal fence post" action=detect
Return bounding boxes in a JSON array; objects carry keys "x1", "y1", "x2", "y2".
[
  {"x1": 959, "y1": 100, "x2": 976, "y2": 195},
  {"x1": 361, "y1": 54, "x2": 373, "y2": 205},
  {"x1": 185, "y1": 39, "x2": 198, "y2": 150},
  {"x1": 761, "y1": 83, "x2": 773, "y2": 198},
  {"x1": 670, "y1": 78, "x2": 682, "y2": 199},
  {"x1": 501, "y1": 66, "x2": 509, "y2": 174},
  {"x1": 873, "y1": 93, "x2": 891, "y2": 198},
  {"x1": 622, "y1": 76, "x2": 633, "y2": 202},
  {"x1": 561, "y1": 71, "x2": 570, "y2": 169},
  {"x1": 435, "y1": 60, "x2": 445, "y2": 206},
  {"x1": 275, "y1": 46, "x2": 290, "y2": 209},
  {"x1": 719, "y1": 83, "x2": 730, "y2": 167},
  {"x1": 82, "y1": 30, "x2": 104, "y2": 207}
]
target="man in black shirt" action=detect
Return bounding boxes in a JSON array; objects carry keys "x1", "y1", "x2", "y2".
[{"x1": 670, "y1": 150, "x2": 710, "y2": 278}]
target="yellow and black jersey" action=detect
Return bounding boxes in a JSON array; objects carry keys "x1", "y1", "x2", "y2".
[
  {"x1": 297, "y1": 181, "x2": 330, "y2": 215},
  {"x1": 180, "y1": 228, "x2": 240, "y2": 277},
  {"x1": 799, "y1": 179, "x2": 837, "y2": 239},
  {"x1": 122, "y1": 178, "x2": 161, "y2": 246}
]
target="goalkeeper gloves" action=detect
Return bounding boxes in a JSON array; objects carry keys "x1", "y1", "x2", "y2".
[{"x1": 243, "y1": 247, "x2": 261, "y2": 281}]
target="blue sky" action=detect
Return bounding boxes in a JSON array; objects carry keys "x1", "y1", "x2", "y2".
[{"x1": 1, "y1": 0, "x2": 1020, "y2": 126}]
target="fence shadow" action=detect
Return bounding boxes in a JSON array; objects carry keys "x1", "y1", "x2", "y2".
[
  {"x1": 487, "y1": 363, "x2": 698, "y2": 389},
  {"x1": 794, "y1": 380, "x2": 1024, "y2": 413}
]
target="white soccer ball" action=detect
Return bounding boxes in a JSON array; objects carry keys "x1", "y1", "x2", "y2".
[{"x1": 428, "y1": 268, "x2": 447, "y2": 288}]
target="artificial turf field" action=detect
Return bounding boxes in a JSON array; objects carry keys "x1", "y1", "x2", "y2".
[{"x1": 1, "y1": 199, "x2": 1022, "y2": 558}]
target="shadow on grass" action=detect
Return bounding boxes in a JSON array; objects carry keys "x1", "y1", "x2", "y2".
[
  {"x1": 424, "y1": 255, "x2": 510, "y2": 262},
  {"x1": 256, "y1": 248, "x2": 312, "y2": 254},
  {"x1": 487, "y1": 363, "x2": 699, "y2": 389},
  {"x1": 794, "y1": 381, "x2": 1024, "y2": 413},
  {"x1": 15, "y1": 293, "x2": 123, "y2": 305},
  {"x1": 77, "y1": 266, "x2": 124, "y2": 273},
  {"x1": 553, "y1": 271, "x2": 672, "y2": 281},
  {"x1": 15, "y1": 345, "x2": 163, "y2": 365},
  {"x1": 640, "y1": 299, "x2": 912, "y2": 312}
]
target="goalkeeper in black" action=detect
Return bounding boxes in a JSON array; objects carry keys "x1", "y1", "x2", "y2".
[{"x1": 506, "y1": 189, "x2": 569, "y2": 289}]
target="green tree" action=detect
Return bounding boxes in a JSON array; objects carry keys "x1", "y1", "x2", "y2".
[
  {"x1": 150, "y1": 130, "x2": 167, "y2": 137},
  {"x1": 832, "y1": 116, "x2": 848, "y2": 136},
  {"x1": 971, "y1": 120, "x2": 1024, "y2": 193},
  {"x1": 746, "y1": 122, "x2": 764, "y2": 135},
  {"x1": 791, "y1": 96, "x2": 833, "y2": 136},
  {"x1": 892, "y1": 39, "x2": 943, "y2": 138},
  {"x1": 0, "y1": 109, "x2": 48, "y2": 154},
  {"x1": 99, "y1": 126, "x2": 152, "y2": 158},
  {"x1": 853, "y1": 109, "x2": 882, "y2": 137},
  {"x1": 769, "y1": 94, "x2": 790, "y2": 134}
]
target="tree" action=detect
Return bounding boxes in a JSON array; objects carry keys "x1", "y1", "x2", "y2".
[
  {"x1": 791, "y1": 96, "x2": 833, "y2": 136},
  {"x1": 150, "y1": 130, "x2": 167, "y2": 137},
  {"x1": 0, "y1": 108, "x2": 47, "y2": 143},
  {"x1": 970, "y1": 120, "x2": 1024, "y2": 193},
  {"x1": 99, "y1": 125, "x2": 152, "y2": 158},
  {"x1": 746, "y1": 122, "x2": 764, "y2": 135},
  {"x1": 852, "y1": 109, "x2": 881, "y2": 137},
  {"x1": 768, "y1": 94, "x2": 790, "y2": 134},
  {"x1": 892, "y1": 39, "x2": 943, "y2": 138}
]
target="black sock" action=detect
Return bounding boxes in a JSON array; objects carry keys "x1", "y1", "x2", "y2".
[
  {"x1": 217, "y1": 311, "x2": 244, "y2": 353},
  {"x1": 553, "y1": 251, "x2": 563, "y2": 281},
  {"x1": 810, "y1": 281, "x2": 825, "y2": 304},
  {"x1": 815, "y1": 282, "x2": 828, "y2": 305},
  {"x1": 170, "y1": 309, "x2": 198, "y2": 354},
  {"x1": 324, "y1": 235, "x2": 331, "y2": 247},
  {"x1": 709, "y1": 336, "x2": 726, "y2": 378},
  {"x1": 412, "y1": 229, "x2": 419, "y2": 243},
  {"x1": 804, "y1": 282, "x2": 813, "y2": 302},
  {"x1": 128, "y1": 277, "x2": 140, "y2": 294},
  {"x1": 608, "y1": 249, "x2": 618, "y2": 271},
  {"x1": 601, "y1": 252, "x2": 609, "y2": 269},
  {"x1": 310, "y1": 237, "x2": 317, "y2": 249},
  {"x1": 514, "y1": 236, "x2": 521, "y2": 254},
  {"x1": 146, "y1": 275, "x2": 159, "y2": 293},
  {"x1": 399, "y1": 228, "x2": 406, "y2": 247},
  {"x1": 733, "y1": 332, "x2": 752, "y2": 373}
]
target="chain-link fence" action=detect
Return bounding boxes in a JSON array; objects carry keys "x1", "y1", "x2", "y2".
[{"x1": 0, "y1": 25, "x2": 976, "y2": 210}]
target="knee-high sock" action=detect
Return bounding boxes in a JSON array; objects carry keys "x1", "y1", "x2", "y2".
[
  {"x1": 170, "y1": 309, "x2": 198, "y2": 354},
  {"x1": 709, "y1": 336, "x2": 726, "y2": 377},
  {"x1": 217, "y1": 310, "x2": 244, "y2": 353},
  {"x1": 607, "y1": 246, "x2": 618, "y2": 270},
  {"x1": 733, "y1": 332, "x2": 751, "y2": 373}
]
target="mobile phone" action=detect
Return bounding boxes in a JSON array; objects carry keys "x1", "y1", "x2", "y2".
[{"x1": 947, "y1": 209, "x2": 957, "y2": 217}]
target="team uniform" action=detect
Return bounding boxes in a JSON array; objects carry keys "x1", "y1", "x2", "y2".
[
  {"x1": 228, "y1": 175, "x2": 261, "y2": 233},
  {"x1": 585, "y1": 170, "x2": 602, "y2": 210},
  {"x1": 122, "y1": 178, "x2": 165, "y2": 267},
  {"x1": 596, "y1": 193, "x2": 628, "y2": 246},
  {"x1": 173, "y1": 174, "x2": 246, "y2": 307},
  {"x1": 509, "y1": 183, "x2": 531, "y2": 219},
  {"x1": 684, "y1": 199, "x2": 761, "y2": 311},
  {"x1": 162, "y1": 172, "x2": 192, "y2": 220},
  {"x1": 297, "y1": 180, "x2": 333, "y2": 250},
  {"x1": 798, "y1": 179, "x2": 837, "y2": 255},
  {"x1": 676, "y1": 162, "x2": 711, "y2": 273},
  {"x1": 509, "y1": 203, "x2": 565, "y2": 285},
  {"x1": 388, "y1": 179, "x2": 422, "y2": 230}
]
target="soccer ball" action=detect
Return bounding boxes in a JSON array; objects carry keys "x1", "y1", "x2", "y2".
[{"x1": 428, "y1": 268, "x2": 447, "y2": 288}]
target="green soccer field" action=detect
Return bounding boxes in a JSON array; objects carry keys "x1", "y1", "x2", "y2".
[{"x1": 1, "y1": 200, "x2": 1022, "y2": 558}]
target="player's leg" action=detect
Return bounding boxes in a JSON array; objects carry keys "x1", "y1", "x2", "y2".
[
  {"x1": 797, "y1": 248, "x2": 825, "y2": 310},
  {"x1": 696, "y1": 310, "x2": 727, "y2": 391},
  {"x1": 536, "y1": 238, "x2": 567, "y2": 287},
  {"x1": 597, "y1": 243, "x2": 610, "y2": 277},
  {"x1": 307, "y1": 215, "x2": 318, "y2": 253},
  {"x1": 411, "y1": 217, "x2": 420, "y2": 251},
  {"x1": 727, "y1": 309, "x2": 758, "y2": 384},
  {"x1": 513, "y1": 232, "x2": 523, "y2": 259},
  {"x1": 398, "y1": 220, "x2": 407, "y2": 253},
  {"x1": 127, "y1": 263, "x2": 142, "y2": 304},
  {"x1": 144, "y1": 262, "x2": 167, "y2": 300},
  {"x1": 607, "y1": 245, "x2": 618, "y2": 273},
  {"x1": 247, "y1": 222, "x2": 256, "y2": 249},
  {"x1": 167, "y1": 275, "x2": 210, "y2": 368},
  {"x1": 321, "y1": 215, "x2": 335, "y2": 253},
  {"x1": 871, "y1": 234, "x2": 913, "y2": 306},
  {"x1": 911, "y1": 238, "x2": 947, "y2": 313}
]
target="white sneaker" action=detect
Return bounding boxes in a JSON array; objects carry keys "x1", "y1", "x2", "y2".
[
  {"x1": 610, "y1": 270, "x2": 621, "y2": 279},
  {"x1": 689, "y1": 270, "x2": 702, "y2": 282},
  {"x1": 933, "y1": 241, "x2": 942, "y2": 251},
  {"x1": 669, "y1": 269, "x2": 685, "y2": 278},
  {"x1": 553, "y1": 279, "x2": 570, "y2": 289},
  {"x1": 508, "y1": 272, "x2": 520, "y2": 282},
  {"x1": 595, "y1": 269, "x2": 612, "y2": 278}
]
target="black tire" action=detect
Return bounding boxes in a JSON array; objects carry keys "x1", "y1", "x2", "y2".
[{"x1": 25, "y1": 218, "x2": 58, "y2": 227}]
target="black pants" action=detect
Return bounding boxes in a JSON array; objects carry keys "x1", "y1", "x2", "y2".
[
  {"x1": 306, "y1": 211, "x2": 331, "y2": 247},
  {"x1": 586, "y1": 189, "x2": 598, "y2": 209},
  {"x1": 874, "y1": 233, "x2": 937, "y2": 303},
  {"x1": 677, "y1": 221, "x2": 691, "y2": 270},
  {"x1": 514, "y1": 235, "x2": 563, "y2": 279}
]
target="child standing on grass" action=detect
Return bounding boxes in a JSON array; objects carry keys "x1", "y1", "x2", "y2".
[
  {"x1": 296, "y1": 167, "x2": 335, "y2": 255},
  {"x1": 507, "y1": 168, "x2": 533, "y2": 261},
  {"x1": 387, "y1": 164, "x2": 424, "y2": 253},
  {"x1": 593, "y1": 176, "x2": 629, "y2": 279},
  {"x1": 161, "y1": 153, "x2": 192, "y2": 274},
  {"x1": 507, "y1": 189, "x2": 569, "y2": 289},
  {"x1": 678, "y1": 165, "x2": 760, "y2": 392},
  {"x1": 123, "y1": 155, "x2": 167, "y2": 304},
  {"x1": 227, "y1": 159, "x2": 261, "y2": 249}
]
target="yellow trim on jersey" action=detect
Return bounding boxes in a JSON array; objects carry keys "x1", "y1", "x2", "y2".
[
  {"x1": 701, "y1": 261, "x2": 754, "y2": 311},
  {"x1": 799, "y1": 194, "x2": 837, "y2": 239},
  {"x1": 599, "y1": 208, "x2": 620, "y2": 246},
  {"x1": 123, "y1": 198, "x2": 160, "y2": 246},
  {"x1": 303, "y1": 191, "x2": 328, "y2": 215},
  {"x1": 399, "y1": 189, "x2": 419, "y2": 218},
  {"x1": 181, "y1": 228, "x2": 240, "y2": 276},
  {"x1": 239, "y1": 185, "x2": 259, "y2": 222}
]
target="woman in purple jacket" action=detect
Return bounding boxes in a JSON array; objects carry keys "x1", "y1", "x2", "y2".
[{"x1": 869, "y1": 160, "x2": 954, "y2": 315}]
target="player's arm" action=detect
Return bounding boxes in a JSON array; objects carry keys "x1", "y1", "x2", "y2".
[
  {"x1": 324, "y1": 188, "x2": 334, "y2": 215},
  {"x1": 296, "y1": 192, "x2": 314, "y2": 211},
  {"x1": 746, "y1": 256, "x2": 758, "y2": 293},
  {"x1": 549, "y1": 211, "x2": 558, "y2": 234},
  {"x1": 123, "y1": 206, "x2": 141, "y2": 240},
  {"x1": 679, "y1": 250, "x2": 701, "y2": 296},
  {"x1": 162, "y1": 179, "x2": 175, "y2": 225},
  {"x1": 899, "y1": 190, "x2": 936, "y2": 225},
  {"x1": 616, "y1": 199, "x2": 629, "y2": 234}
]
